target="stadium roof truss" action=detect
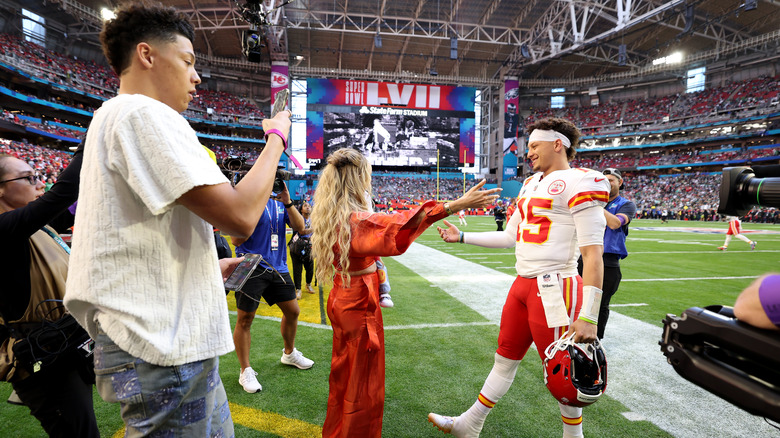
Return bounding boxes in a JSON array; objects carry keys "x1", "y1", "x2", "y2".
[{"x1": 18, "y1": 0, "x2": 780, "y2": 86}]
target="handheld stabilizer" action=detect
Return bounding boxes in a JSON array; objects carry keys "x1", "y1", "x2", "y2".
[{"x1": 660, "y1": 306, "x2": 780, "y2": 422}]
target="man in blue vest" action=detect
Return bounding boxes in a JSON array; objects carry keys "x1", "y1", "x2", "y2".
[{"x1": 578, "y1": 168, "x2": 636, "y2": 339}]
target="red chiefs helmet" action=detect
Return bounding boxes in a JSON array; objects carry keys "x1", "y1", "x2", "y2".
[{"x1": 543, "y1": 333, "x2": 607, "y2": 407}]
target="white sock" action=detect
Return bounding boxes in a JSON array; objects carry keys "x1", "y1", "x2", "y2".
[
  {"x1": 460, "y1": 353, "x2": 520, "y2": 431},
  {"x1": 736, "y1": 234, "x2": 751, "y2": 244},
  {"x1": 723, "y1": 235, "x2": 732, "y2": 247},
  {"x1": 559, "y1": 403, "x2": 583, "y2": 437}
]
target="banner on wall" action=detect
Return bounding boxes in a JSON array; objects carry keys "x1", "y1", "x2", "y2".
[
  {"x1": 271, "y1": 61, "x2": 289, "y2": 106},
  {"x1": 306, "y1": 78, "x2": 476, "y2": 168},
  {"x1": 503, "y1": 78, "x2": 520, "y2": 159}
]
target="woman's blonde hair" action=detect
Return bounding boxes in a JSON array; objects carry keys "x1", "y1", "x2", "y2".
[{"x1": 311, "y1": 148, "x2": 373, "y2": 286}]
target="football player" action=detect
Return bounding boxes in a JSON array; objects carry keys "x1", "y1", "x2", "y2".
[
  {"x1": 429, "y1": 117, "x2": 610, "y2": 438},
  {"x1": 718, "y1": 215, "x2": 756, "y2": 251}
]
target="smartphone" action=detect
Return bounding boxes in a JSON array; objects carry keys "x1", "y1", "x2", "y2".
[
  {"x1": 224, "y1": 253, "x2": 262, "y2": 291},
  {"x1": 272, "y1": 88, "x2": 289, "y2": 117}
]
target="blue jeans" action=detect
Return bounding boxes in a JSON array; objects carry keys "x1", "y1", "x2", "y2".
[{"x1": 93, "y1": 323, "x2": 234, "y2": 438}]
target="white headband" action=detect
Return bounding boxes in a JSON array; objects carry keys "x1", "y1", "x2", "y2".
[{"x1": 528, "y1": 129, "x2": 571, "y2": 148}]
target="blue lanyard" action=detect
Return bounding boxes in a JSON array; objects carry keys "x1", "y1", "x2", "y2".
[{"x1": 41, "y1": 226, "x2": 70, "y2": 255}]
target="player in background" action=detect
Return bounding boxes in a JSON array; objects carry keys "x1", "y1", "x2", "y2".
[
  {"x1": 718, "y1": 215, "x2": 756, "y2": 251},
  {"x1": 428, "y1": 117, "x2": 610, "y2": 438},
  {"x1": 458, "y1": 209, "x2": 468, "y2": 227}
]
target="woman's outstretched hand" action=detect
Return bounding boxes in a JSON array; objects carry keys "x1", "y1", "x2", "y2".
[
  {"x1": 436, "y1": 220, "x2": 461, "y2": 243},
  {"x1": 448, "y1": 179, "x2": 502, "y2": 212}
]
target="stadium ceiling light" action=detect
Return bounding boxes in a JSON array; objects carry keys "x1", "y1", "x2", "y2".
[
  {"x1": 100, "y1": 8, "x2": 115, "y2": 21},
  {"x1": 667, "y1": 52, "x2": 683, "y2": 64},
  {"x1": 652, "y1": 52, "x2": 683, "y2": 65}
]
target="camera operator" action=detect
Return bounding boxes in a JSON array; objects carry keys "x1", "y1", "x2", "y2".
[
  {"x1": 230, "y1": 181, "x2": 314, "y2": 394},
  {"x1": 734, "y1": 273, "x2": 780, "y2": 331}
]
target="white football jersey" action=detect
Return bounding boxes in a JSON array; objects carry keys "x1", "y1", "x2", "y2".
[{"x1": 507, "y1": 168, "x2": 610, "y2": 277}]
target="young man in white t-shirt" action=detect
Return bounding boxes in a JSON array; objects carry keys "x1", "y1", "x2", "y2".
[
  {"x1": 428, "y1": 118, "x2": 609, "y2": 438},
  {"x1": 63, "y1": 3, "x2": 291, "y2": 436}
]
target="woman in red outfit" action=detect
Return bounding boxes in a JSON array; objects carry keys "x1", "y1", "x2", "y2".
[{"x1": 311, "y1": 148, "x2": 500, "y2": 437}]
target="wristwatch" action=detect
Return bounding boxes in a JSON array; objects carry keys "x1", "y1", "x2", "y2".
[{"x1": 284, "y1": 202, "x2": 294, "y2": 208}]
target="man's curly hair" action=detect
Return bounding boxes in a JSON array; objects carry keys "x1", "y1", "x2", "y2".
[
  {"x1": 526, "y1": 117, "x2": 581, "y2": 161},
  {"x1": 100, "y1": 1, "x2": 195, "y2": 76}
]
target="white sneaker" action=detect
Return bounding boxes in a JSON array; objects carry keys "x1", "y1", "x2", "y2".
[
  {"x1": 296, "y1": 289, "x2": 302, "y2": 300},
  {"x1": 380, "y1": 293, "x2": 394, "y2": 308},
  {"x1": 238, "y1": 367, "x2": 262, "y2": 393},
  {"x1": 428, "y1": 413, "x2": 481, "y2": 438},
  {"x1": 281, "y1": 348, "x2": 314, "y2": 369},
  {"x1": 6, "y1": 390, "x2": 23, "y2": 405}
]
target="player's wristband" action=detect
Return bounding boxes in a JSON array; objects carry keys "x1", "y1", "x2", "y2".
[
  {"x1": 459, "y1": 231, "x2": 465, "y2": 243},
  {"x1": 264, "y1": 129, "x2": 288, "y2": 150},
  {"x1": 578, "y1": 286, "x2": 603, "y2": 325}
]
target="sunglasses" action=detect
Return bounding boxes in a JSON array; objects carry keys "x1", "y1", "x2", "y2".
[{"x1": 0, "y1": 174, "x2": 39, "y2": 185}]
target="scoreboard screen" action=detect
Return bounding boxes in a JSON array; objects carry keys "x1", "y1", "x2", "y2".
[{"x1": 306, "y1": 78, "x2": 476, "y2": 168}]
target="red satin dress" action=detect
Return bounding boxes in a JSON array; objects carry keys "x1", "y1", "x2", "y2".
[{"x1": 322, "y1": 201, "x2": 447, "y2": 437}]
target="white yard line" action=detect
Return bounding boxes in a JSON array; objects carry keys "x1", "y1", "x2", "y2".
[
  {"x1": 622, "y1": 276, "x2": 757, "y2": 282},
  {"x1": 393, "y1": 242, "x2": 777, "y2": 438}
]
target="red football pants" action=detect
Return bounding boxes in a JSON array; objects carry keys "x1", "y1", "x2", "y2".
[{"x1": 497, "y1": 275, "x2": 583, "y2": 361}]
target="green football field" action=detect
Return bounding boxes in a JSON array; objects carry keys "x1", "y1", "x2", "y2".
[{"x1": 2, "y1": 217, "x2": 778, "y2": 437}]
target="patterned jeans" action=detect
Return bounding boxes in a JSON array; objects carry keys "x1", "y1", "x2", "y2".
[{"x1": 93, "y1": 322, "x2": 234, "y2": 438}]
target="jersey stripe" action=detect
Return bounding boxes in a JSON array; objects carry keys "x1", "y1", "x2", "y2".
[{"x1": 568, "y1": 190, "x2": 609, "y2": 208}]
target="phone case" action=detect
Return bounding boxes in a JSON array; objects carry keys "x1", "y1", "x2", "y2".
[{"x1": 224, "y1": 254, "x2": 263, "y2": 291}]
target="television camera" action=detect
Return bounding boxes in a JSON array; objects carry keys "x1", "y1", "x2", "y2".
[
  {"x1": 717, "y1": 164, "x2": 780, "y2": 216},
  {"x1": 661, "y1": 164, "x2": 780, "y2": 424},
  {"x1": 273, "y1": 167, "x2": 292, "y2": 194},
  {"x1": 236, "y1": 0, "x2": 297, "y2": 63}
]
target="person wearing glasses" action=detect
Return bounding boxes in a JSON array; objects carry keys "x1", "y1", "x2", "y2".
[
  {"x1": 0, "y1": 150, "x2": 99, "y2": 437},
  {"x1": 578, "y1": 168, "x2": 636, "y2": 339}
]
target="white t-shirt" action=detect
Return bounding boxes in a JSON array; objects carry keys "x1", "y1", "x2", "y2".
[
  {"x1": 506, "y1": 168, "x2": 609, "y2": 278},
  {"x1": 65, "y1": 94, "x2": 233, "y2": 366}
]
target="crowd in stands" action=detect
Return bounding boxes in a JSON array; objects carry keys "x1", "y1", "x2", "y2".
[
  {"x1": 570, "y1": 146, "x2": 780, "y2": 170},
  {"x1": 525, "y1": 74, "x2": 780, "y2": 134},
  {"x1": 188, "y1": 89, "x2": 265, "y2": 125},
  {"x1": 2, "y1": 110, "x2": 83, "y2": 139},
  {"x1": 2, "y1": 139, "x2": 777, "y2": 222},
  {"x1": 0, "y1": 32, "x2": 268, "y2": 126},
  {"x1": 0, "y1": 33, "x2": 118, "y2": 97},
  {"x1": 0, "y1": 140, "x2": 72, "y2": 182},
  {"x1": 621, "y1": 172, "x2": 720, "y2": 214},
  {"x1": 209, "y1": 144, "x2": 261, "y2": 163},
  {"x1": 372, "y1": 175, "x2": 467, "y2": 205}
]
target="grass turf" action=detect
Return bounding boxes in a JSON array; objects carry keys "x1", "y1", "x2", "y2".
[{"x1": 1, "y1": 216, "x2": 776, "y2": 437}]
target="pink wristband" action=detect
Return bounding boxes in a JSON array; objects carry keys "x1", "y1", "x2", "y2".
[{"x1": 264, "y1": 129, "x2": 288, "y2": 150}]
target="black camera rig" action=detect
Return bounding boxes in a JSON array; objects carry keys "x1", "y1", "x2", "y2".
[
  {"x1": 718, "y1": 164, "x2": 780, "y2": 216},
  {"x1": 661, "y1": 306, "x2": 780, "y2": 423},
  {"x1": 660, "y1": 164, "x2": 780, "y2": 425},
  {"x1": 273, "y1": 167, "x2": 291, "y2": 194}
]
